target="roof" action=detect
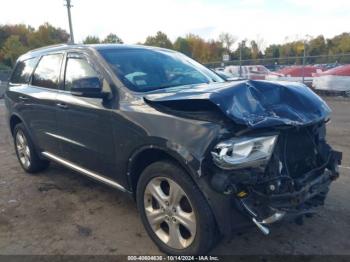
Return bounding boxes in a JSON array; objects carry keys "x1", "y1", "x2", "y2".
[
  {"x1": 276, "y1": 66, "x2": 323, "y2": 77},
  {"x1": 20, "y1": 43, "x2": 168, "y2": 61}
]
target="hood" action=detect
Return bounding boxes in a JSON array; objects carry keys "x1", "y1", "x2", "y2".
[{"x1": 144, "y1": 80, "x2": 331, "y2": 129}]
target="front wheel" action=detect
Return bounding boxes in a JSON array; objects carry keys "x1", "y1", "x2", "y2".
[{"x1": 136, "y1": 161, "x2": 218, "y2": 255}]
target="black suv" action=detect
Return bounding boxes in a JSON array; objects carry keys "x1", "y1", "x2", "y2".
[{"x1": 5, "y1": 44, "x2": 342, "y2": 255}]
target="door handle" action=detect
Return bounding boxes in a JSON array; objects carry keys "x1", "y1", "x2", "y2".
[
  {"x1": 19, "y1": 96, "x2": 29, "y2": 101},
  {"x1": 56, "y1": 103, "x2": 68, "y2": 109}
]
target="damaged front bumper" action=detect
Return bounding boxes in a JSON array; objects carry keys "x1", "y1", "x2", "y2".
[
  {"x1": 240, "y1": 151, "x2": 341, "y2": 235},
  {"x1": 210, "y1": 133, "x2": 342, "y2": 235}
]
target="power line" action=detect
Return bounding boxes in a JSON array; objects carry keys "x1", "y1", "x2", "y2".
[{"x1": 64, "y1": 0, "x2": 74, "y2": 44}]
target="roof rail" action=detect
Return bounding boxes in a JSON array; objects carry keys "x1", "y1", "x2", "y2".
[{"x1": 28, "y1": 43, "x2": 73, "y2": 53}]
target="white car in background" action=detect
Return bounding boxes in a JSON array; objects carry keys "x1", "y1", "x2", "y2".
[
  {"x1": 224, "y1": 65, "x2": 270, "y2": 80},
  {"x1": 312, "y1": 64, "x2": 350, "y2": 93}
]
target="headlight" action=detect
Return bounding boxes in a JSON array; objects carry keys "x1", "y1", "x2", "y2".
[{"x1": 211, "y1": 135, "x2": 278, "y2": 170}]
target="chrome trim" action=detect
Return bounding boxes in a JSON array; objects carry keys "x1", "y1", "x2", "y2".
[
  {"x1": 240, "y1": 199, "x2": 257, "y2": 217},
  {"x1": 261, "y1": 211, "x2": 286, "y2": 224},
  {"x1": 252, "y1": 217, "x2": 270, "y2": 235},
  {"x1": 45, "y1": 132, "x2": 86, "y2": 148},
  {"x1": 42, "y1": 151, "x2": 128, "y2": 193}
]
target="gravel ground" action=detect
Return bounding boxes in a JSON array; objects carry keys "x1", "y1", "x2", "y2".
[{"x1": 0, "y1": 96, "x2": 349, "y2": 255}]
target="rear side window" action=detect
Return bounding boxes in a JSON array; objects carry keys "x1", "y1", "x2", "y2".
[
  {"x1": 10, "y1": 57, "x2": 39, "y2": 84},
  {"x1": 32, "y1": 54, "x2": 63, "y2": 89}
]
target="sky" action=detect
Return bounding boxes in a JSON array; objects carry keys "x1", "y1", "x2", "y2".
[{"x1": 1, "y1": 0, "x2": 349, "y2": 49}]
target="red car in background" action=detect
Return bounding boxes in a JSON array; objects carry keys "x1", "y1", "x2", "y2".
[{"x1": 266, "y1": 65, "x2": 323, "y2": 86}]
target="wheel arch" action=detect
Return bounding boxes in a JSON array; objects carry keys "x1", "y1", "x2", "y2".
[
  {"x1": 9, "y1": 113, "x2": 40, "y2": 155},
  {"x1": 127, "y1": 145, "x2": 201, "y2": 196},
  {"x1": 126, "y1": 144, "x2": 250, "y2": 238},
  {"x1": 9, "y1": 114, "x2": 24, "y2": 135}
]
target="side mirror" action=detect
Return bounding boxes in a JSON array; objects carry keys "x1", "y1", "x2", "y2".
[{"x1": 71, "y1": 77, "x2": 106, "y2": 98}]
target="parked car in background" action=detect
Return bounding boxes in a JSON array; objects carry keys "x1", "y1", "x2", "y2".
[
  {"x1": 266, "y1": 65, "x2": 323, "y2": 86},
  {"x1": 212, "y1": 69, "x2": 243, "y2": 81},
  {"x1": 224, "y1": 65, "x2": 270, "y2": 80},
  {"x1": 5, "y1": 44, "x2": 342, "y2": 255},
  {"x1": 313, "y1": 64, "x2": 350, "y2": 93}
]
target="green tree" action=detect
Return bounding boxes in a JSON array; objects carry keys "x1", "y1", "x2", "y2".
[
  {"x1": 102, "y1": 33, "x2": 123, "y2": 44},
  {"x1": 0, "y1": 24, "x2": 33, "y2": 47},
  {"x1": 144, "y1": 31, "x2": 173, "y2": 49},
  {"x1": 176, "y1": 34, "x2": 224, "y2": 63},
  {"x1": 27, "y1": 23, "x2": 69, "y2": 48},
  {"x1": 83, "y1": 35, "x2": 101, "y2": 44},
  {"x1": 207, "y1": 39, "x2": 224, "y2": 62},
  {"x1": 265, "y1": 44, "x2": 280, "y2": 59},
  {"x1": 307, "y1": 35, "x2": 327, "y2": 63},
  {"x1": 233, "y1": 40, "x2": 251, "y2": 60},
  {"x1": 0, "y1": 23, "x2": 69, "y2": 67},
  {"x1": 174, "y1": 37, "x2": 191, "y2": 56},
  {"x1": 308, "y1": 35, "x2": 327, "y2": 55},
  {"x1": 185, "y1": 34, "x2": 207, "y2": 62},
  {"x1": 327, "y1": 33, "x2": 350, "y2": 54},
  {"x1": 1, "y1": 35, "x2": 27, "y2": 66},
  {"x1": 250, "y1": 40, "x2": 263, "y2": 59}
]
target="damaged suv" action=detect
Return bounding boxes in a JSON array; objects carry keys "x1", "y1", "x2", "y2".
[{"x1": 5, "y1": 44, "x2": 342, "y2": 255}]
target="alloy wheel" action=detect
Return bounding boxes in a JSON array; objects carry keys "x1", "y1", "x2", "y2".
[
  {"x1": 144, "y1": 177, "x2": 196, "y2": 249},
  {"x1": 16, "y1": 130, "x2": 31, "y2": 169}
]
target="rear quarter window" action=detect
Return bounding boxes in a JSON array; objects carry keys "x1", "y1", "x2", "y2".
[{"x1": 10, "y1": 57, "x2": 39, "y2": 84}]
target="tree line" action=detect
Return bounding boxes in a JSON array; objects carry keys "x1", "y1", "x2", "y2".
[
  {"x1": 139, "y1": 31, "x2": 350, "y2": 65},
  {"x1": 0, "y1": 23, "x2": 69, "y2": 69},
  {"x1": 1, "y1": 23, "x2": 350, "y2": 69},
  {"x1": 0, "y1": 23, "x2": 123, "y2": 69}
]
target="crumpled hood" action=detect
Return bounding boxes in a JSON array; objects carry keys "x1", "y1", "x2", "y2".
[{"x1": 144, "y1": 80, "x2": 331, "y2": 128}]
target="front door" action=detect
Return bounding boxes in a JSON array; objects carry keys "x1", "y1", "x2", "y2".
[{"x1": 55, "y1": 52, "x2": 117, "y2": 178}]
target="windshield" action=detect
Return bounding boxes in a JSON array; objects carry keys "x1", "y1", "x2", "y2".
[{"x1": 98, "y1": 48, "x2": 224, "y2": 92}]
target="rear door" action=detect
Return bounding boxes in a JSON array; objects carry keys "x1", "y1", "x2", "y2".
[
  {"x1": 55, "y1": 52, "x2": 117, "y2": 178},
  {"x1": 10, "y1": 53, "x2": 64, "y2": 155}
]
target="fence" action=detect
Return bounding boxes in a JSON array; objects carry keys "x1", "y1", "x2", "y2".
[
  {"x1": 0, "y1": 70, "x2": 11, "y2": 82},
  {"x1": 205, "y1": 54, "x2": 350, "y2": 95},
  {"x1": 0, "y1": 70, "x2": 10, "y2": 98},
  {"x1": 0, "y1": 81, "x2": 7, "y2": 98},
  {"x1": 205, "y1": 53, "x2": 350, "y2": 71}
]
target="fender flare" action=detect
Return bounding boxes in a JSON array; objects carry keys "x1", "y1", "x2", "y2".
[{"x1": 126, "y1": 144, "x2": 201, "y2": 189}]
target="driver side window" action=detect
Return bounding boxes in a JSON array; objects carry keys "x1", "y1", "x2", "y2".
[{"x1": 64, "y1": 56, "x2": 99, "y2": 91}]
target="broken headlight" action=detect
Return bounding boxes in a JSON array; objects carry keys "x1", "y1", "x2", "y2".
[{"x1": 211, "y1": 135, "x2": 278, "y2": 170}]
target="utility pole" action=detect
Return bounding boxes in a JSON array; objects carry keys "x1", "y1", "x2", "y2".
[
  {"x1": 239, "y1": 41, "x2": 242, "y2": 78},
  {"x1": 65, "y1": 0, "x2": 74, "y2": 44},
  {"x1": 302, "y1": 39, "x2": 306, "y2": 84},
  {"x1": 302, "y1": 35, "x2": 311, "y2": 84}
]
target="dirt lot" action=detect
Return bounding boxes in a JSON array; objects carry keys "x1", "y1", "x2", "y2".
[{"x1": 0, "y1": 97, "x2": 349, "y2": 255}]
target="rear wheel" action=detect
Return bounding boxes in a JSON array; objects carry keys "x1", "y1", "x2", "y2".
[
  {"x1": 14, "y1": 123, "x2": 49, "y2": 173},
  {"x1": 136, "y1": 161, "x2": 218, "y2": 255}
]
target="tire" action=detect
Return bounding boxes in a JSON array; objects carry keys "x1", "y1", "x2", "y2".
[
  {"x1": 136, "y1": 160, "x2": 218, "y2": 255},
  {"x1": 13, "y1": 123, "x2": 50, "y2": 173}
]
